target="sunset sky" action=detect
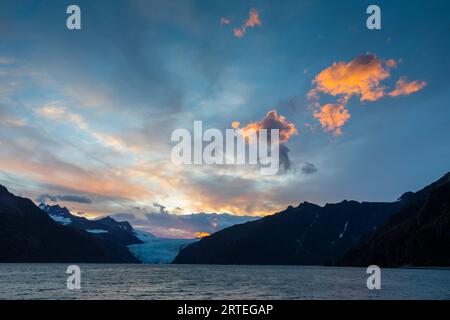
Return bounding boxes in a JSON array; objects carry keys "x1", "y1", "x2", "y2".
[{"x1": 0, "y1": 0, "x2": 449, "y2": 237}]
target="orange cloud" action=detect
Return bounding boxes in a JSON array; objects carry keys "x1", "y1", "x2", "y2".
[
  {"x1": 231, "y1": 110, "x2": 298, "y2": 171},
  {"x1": 236, "y1": 110, "x2": 298, "y2": 144},
  {"x1": 313, "y1": 104, "x2": 351, "y2": 136},
  {"x1": 231, "y1": 121, "x2": 240, "y2": 129},
  {"x1": 195, "y1": 232, "x2": 211, "y2": 238},
  {"x1": 309, "y1": 54, "x2": 396, "y2": 102},
  {"x1": 245, "y1": 9, "x2": 261, "y2": 28},
  {"x1": 309, "y1": 53, "x2": 426, "y2": 135},
  {"x1": 233, "y1": 27, "x2": 245, "y2": 38},
  {"x1": 389, "y1": 77, "x2": 427, "y2": 97},
  {"x1": 231, "y1": 8, "x2": 261, "y2": 39}
]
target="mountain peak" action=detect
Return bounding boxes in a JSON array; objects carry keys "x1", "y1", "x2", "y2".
[
  {"x1": 297, "y1": 201, "x2": 319, "y2": 209},
  {"x1": 398, "y1": 191, "x2": 414, "y2": 201},
  {"x1": 98, "y1": 216, "x2": 115, "y2": 222}
]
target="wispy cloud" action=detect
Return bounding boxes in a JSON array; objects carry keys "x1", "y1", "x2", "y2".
[
  {"x1": 34, "y1": 103, "x2": 141, "y2": 153},
  {"x1": 37, "y1": 194, "x2": 92, "y2": 204},
  {"x1": 220, "y1": 17, "x2": 231, "y2": 26},
  {"x1": 389, "y1": 77, "x2": 427, "y2": 97},
  {"x1": 222, "y1": 8, "x2": 261, "y2": 39},
  {"x1": 301, "y1": 162, "x2": 318, "y2": 175},
  {"x1": 35, "y1": 103, "x2": 88, "y2": 130}
]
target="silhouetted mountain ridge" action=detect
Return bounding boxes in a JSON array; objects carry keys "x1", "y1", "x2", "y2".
[
  {"x1": 0, "y1": 185, "x2": 139, "y2": 263},
  {"x1": 174, "y1": 197, "x2": 401, "y2": 265},
  {"x1": 174, "y1": 173, "x2": 450, "y2": 266},
  {"x1": 341, "y1": 172, "x2": 450, "y2": 267},
  {"x1": 40, "y1": 203, "x2": 142, "y2": 247}
]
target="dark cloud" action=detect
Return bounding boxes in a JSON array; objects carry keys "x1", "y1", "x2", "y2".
[
  {"x1": 238, "y1": 110, "x2": 298, "y2": 172},
  {"x1": 36, "y1": 194, "x2": 92, "y2": 204},
  {"x1": 279, "y1": 144, "x2": 292, "y2": 172},
  {"x1": 153, "y1": 203, "x2": 169, "y2": 215},
  {"x1": 277, "y1": 97, "x2": 302, "y2": 113},
  {"x1": 301, "y1": 162, "x2": 318, "y2": 175}
]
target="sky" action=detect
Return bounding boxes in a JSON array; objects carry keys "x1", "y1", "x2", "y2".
[{"x1": 0, "y1": 0, "x2": 449, "y2": 237}]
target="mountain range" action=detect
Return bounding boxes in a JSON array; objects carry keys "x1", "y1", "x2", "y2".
[
  {"x1": 174, "y1": 173, "x2": 450, "y2": 267},
  {"x1": 0, "y1": 185, "x2": 138, "y2": 263},
  {"x1": 39, "y1": 203, "x2": 142, "y2": 247},
  {"x1": 1, "y1": 172, "x2": 449, "y2": 266}
]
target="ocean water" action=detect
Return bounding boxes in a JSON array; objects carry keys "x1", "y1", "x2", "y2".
[{"x1": 0, "y1": 264, "x2": 449, "y2": 300}]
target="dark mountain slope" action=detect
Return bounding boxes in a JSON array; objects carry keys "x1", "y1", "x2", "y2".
[
  {"x1": 40, "y1": 204, "x2": 142, "y2": 246},
  {"x1": 173, "y1": 200, "x2": 400, "y2": 265},
  {"x1": 341, "y1": 173, "x2": 450, "y2": 267},
  {"x1": 0, "y1": 185, "x2": 138, "y2": 263}
]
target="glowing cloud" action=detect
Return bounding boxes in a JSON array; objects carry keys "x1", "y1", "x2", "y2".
[
  {"x1": 237, "y1": 110, "x2": 298, "y2": 144},
  {"x1": 226, "y1": 8, "x2": 261, "y2": 39},
  {"x1": 233, "y1": 110, "x2": 298, "y2": 171},
  {"x1": 309, "y1": 53, "x2": 395, "y2": 102},
  {"x1": 245, "y1": 9, "x2": 262, "y2": 28},
  {"x1": 313, "y1": 104, "x2": 351, "y2": 136},
  {"x1": 195, "y1": 232, "x2": 211, "y2": 238},
  {"x1": 309, "y1": 53, "x2": 426, "y2": 135},
  {"x1": 231, "y1": 121, "x2": 240, "y2": 129},
  {"x1": 389, "y1": 77, "x2": 427, "y2": 97},
  {"x1": 35, "y1": 103, "x2": 140, "y2": 153},
  {"x1": 233, "y1": 28, "x2": 245, "y2": 38}
]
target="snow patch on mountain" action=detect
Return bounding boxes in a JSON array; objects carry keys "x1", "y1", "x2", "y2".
[
  {"x1": 49, "y1": 215, "x2": 72, "y2": 225},
  {"x1": 339, "y1": 221, "x2": 349, "y2": 239},
  {"x1": 86, "y1": 229, "x2": 109, "y2": 234}
]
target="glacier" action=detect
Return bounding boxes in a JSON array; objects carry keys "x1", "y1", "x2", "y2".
[{"x1": 128, "y1": 230, "x2": 198, "y2": 264}]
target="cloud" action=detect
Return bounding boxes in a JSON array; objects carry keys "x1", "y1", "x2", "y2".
[
  {"x1": 0, "y1": 138, "x2": 153, "y2": 203},
  {"x1": 309, "y1": 53, "x2": 395, "y2": 102},
  {"x1": 194, "y1": 232, "x2": 210, "y2": 238},
  {"x1": 233, "y1": 28, "x2": 245, "y2": 38},
  {"x1": 35, "y1": 104, "x2": 88, "y2": 130},
  {"x1": 389, "y1": 77, "x2": 427, "y2": 97},
  {"x1": 277, "y1": 97, "x2": 301, "y2": 113},
  {"x1": 309, "y1": 53, "x2": 426, "y2": 135},
  {"x1": 234, "y1": 110, "x2": 298, "y2": 171},
  {"x1": 228, "y1": 8, "x2": 261, "y2": 39},
  {"x1": 153, "y1": 202, "x2": 169, "y2": 214},
  {"x1": 220, "y1": 17, "x2": 231, "y2": 26},
  {"x1": 0, "y1": 56, "x2": 14, "y2": 65},
  {"x1": 313, "y1": 104, "x2": 351, "y2": 136},
  {"x1": 301, "y1": 162, "x2": 318, "y2": 175},
  {"x1": 34, "y1": 102, "x2": 141, "y2": 153},
  {"x1": 239, "y1": 110, "x2": 298, "y2": 144},
  {"x1": 245, "y1": 9, "x2": 262, "y2": 28},
  {"x1": 37, "y1": 194, "x2": 92, "y2": 204}
]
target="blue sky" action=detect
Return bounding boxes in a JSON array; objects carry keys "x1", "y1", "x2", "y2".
[{"x1": 0, "y1": 0, "x2": 449, "y2": 236}]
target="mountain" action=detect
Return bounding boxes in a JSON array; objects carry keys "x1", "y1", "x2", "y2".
[
  {"x1": 173, "y1": 200, "x2": 401, "y2": 265},
  {"x1": 340, "y1": 173, "x2": 450, "y2": 267},
  {"x1": 39, "y1": 204, "x2": 142, "y2": 247},
  {"x1": 0, "y1": 185, "x2": 139, "y2": 263},
  {"x1": 39, "y1": 204, "x2": 199, "y2": 264}
]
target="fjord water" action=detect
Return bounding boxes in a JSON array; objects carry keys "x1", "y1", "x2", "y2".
[{"x1": 0, "y1": 264, "x2": 449, "y2": 300}]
